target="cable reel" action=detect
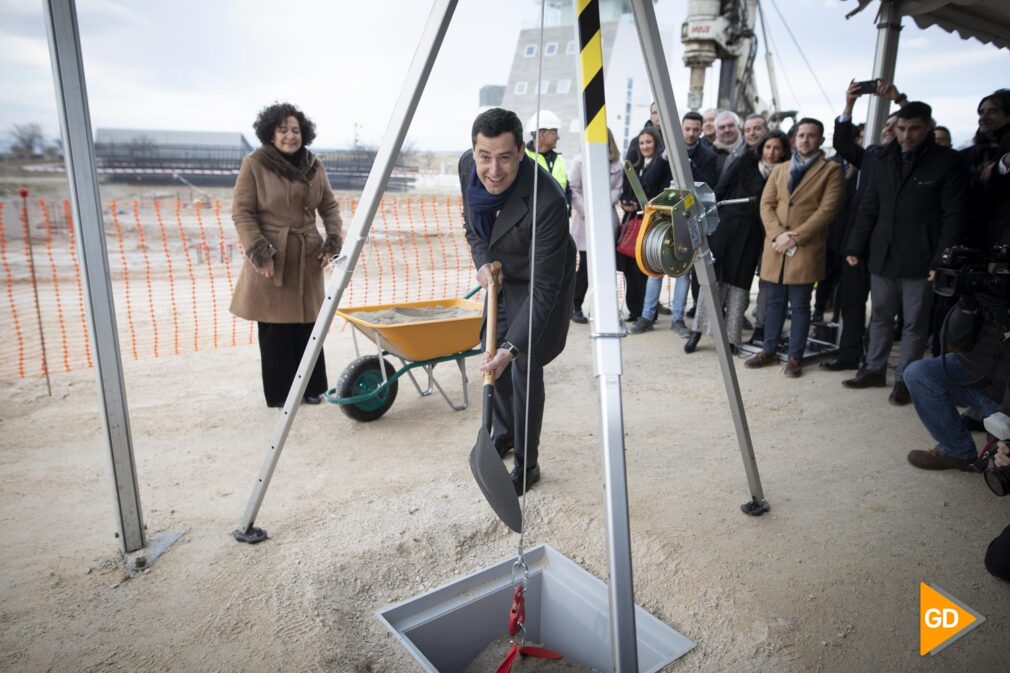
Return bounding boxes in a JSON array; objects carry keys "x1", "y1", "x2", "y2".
[{"x1": 630, "y1": 180, "x2": 720, "y2": 279}]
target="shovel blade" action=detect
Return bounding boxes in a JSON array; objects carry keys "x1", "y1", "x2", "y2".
[{"x1": 469, "y1": 428, "x2": 522, "y2": 533}]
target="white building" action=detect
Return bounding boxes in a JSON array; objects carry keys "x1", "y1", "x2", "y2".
[{"x1": 498, "y1": 0, "x2": 679, "y2": 159}]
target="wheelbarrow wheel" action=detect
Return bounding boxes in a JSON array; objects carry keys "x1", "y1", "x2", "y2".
[{"x1": 336, "y1": 356, "x2": 398, "y2": 421}]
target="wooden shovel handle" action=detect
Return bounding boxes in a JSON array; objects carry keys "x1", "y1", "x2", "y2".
[{"x1": 483, "y1": 261, "x2": 502, "y2": 386}]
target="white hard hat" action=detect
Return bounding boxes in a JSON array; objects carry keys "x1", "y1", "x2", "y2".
[{"x1": 526, "y1": 110, "x2": 562, "y2": 134}]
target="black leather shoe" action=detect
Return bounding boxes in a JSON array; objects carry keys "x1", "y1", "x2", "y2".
[
  {"x1": 571, "y1": 309, "x2": 588, "y2": 324},
  {"x1": 818, "y1": 358, "x2": 860, "y2": 372},
  {"x1": 511, "y1": 464, "x2": 540, "y2": 495},
  {"x1": 684, "y1": 331, "x2": 702, "y2": 353},
  {"x1": 888, "y1": 380, "x2": 911, "y2": 406},
  {"x1": 303, "y1": 395, "x2": 323, "y2": 405},
  {"x1": 842, "y1": 369, "x2": 887, "y2": 389}
]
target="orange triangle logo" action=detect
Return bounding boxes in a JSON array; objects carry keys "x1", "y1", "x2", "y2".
[{"x1": 919, "y1": 582, "x2": 984, "y2": 655}]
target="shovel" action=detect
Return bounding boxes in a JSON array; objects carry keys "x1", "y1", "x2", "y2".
[{"x1": 468, "y1": 263, "x2": 522, "y2": 533}]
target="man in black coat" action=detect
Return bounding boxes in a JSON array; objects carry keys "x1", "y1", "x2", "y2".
[
  {"x1": 682, "y1": 110, "x2": 719, "y2": 188},
  {"x1": 819, "y1": 82, "x2": 903, "y2": 371},
  {"x1": 843, "y1": 101, "x2": 966, "y2": 404},
  {"x1": 459, "y1": 107, "x2": 577, "y2": 494}
]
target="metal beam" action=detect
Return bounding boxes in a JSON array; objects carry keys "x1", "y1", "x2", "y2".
[
  {"x1": 629, "y1": 0, "x2": 768, "y2": 511},
  {"x1": 573, "y1": 2, "x2": 639, "y2": 668},
  {"x1": 865, "y1": 0, "x2": 902, "y2": 146},
  {"x1": 43, "y1": 0, "x2": 146, "y2": 554},
  {"x1": 236, "y1": 0, "x2": 459, "y2": 540}
]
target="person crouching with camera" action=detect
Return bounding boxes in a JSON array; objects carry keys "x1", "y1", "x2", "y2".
[
  {"x1": 903, "y1": 283, "x2": 1010, "y2": 471},
  {"x1": 902, "y1": 280, "x2": 1010, "y2": 581}
]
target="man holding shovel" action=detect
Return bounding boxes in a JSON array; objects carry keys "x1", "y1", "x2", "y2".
[{"x1": 459, "y1": 107, "x2": 577, "y2": 495}]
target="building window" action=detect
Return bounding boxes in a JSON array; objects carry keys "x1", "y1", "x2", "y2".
[
  {"x1": 566, "y1": 40, "x2": 578, "y2": 55},
  {"x1": 524, "y1": 44, "x2": 536, "y2": 58},
  {"x1": 539, "y1": 80, "x2": 550, "y2": 95},
  {"x1": 514, "y1": 81, "x2": 528, "y2": 95},
  {"x1": 544, "y1": 42, "x2": 558, "y2": 56},
  {"x1": 556, "y1": 79, "x2": 571, "y2": 94}
]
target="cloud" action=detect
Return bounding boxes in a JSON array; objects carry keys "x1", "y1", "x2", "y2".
[{"x1": 0, "y1": 31, "x2": 52, "y2": 70}]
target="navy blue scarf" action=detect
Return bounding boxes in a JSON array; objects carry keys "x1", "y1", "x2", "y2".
[{"x1": 466, "y1": 159, "x2": 526, "y2": 241}]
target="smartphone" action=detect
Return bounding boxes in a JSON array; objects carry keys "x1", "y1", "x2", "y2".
[{"x1": 855, "y1": 79, "x2": 879, "y2": 95}]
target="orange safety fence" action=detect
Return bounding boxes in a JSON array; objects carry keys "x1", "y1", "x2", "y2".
[{"x1": 0, "y1": 195, "x2": 641, "y2": 383}]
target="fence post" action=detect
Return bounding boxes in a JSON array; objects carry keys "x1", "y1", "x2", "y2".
[{"x1": 19, "y1": 188, "x2": 51, "y2": 396}]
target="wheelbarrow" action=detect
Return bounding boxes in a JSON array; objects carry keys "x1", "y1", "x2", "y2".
[{"x1": 326, "y1": 291, "x2": 484, "y2": 421}]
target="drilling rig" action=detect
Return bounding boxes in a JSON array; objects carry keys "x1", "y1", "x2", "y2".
[{"x1": 681, "y1": 0, "x2": 769, "y2": 118}]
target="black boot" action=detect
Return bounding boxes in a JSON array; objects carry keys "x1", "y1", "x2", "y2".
[{"x1": 684, "y1": 331, "x2": 701, "y2": 354}]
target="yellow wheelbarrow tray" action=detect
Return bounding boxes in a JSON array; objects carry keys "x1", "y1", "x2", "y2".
[{"x1": 326, "y1": 294, "x2": 485, "y2": 421}]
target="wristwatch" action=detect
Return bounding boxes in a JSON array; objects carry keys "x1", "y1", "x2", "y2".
[{"x1": 499, "y1": 341, "x2": 520, "y2": 358}]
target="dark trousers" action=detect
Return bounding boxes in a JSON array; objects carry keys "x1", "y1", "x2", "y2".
[
  {"x1": 573, "y1": 250, "x2": 588, "y2": 311},
  {"x1": 814, "y1": 251, "x2": 841, "y2": 318},
  {"x1": 835, "y1": 261, "x2": 870, "y2": 364},
  {"x1": 986, "y1": 523, "x2": 1010, "y2": 581},
  {"x1": 690, "y1": 269, "x2": 700, "y2": 308},
  {"x1": 621, "y1": 256, "x2": 648, "y2": 321},
  {"x1": 257, "y1": 322, "x2": 328, "y2": 407},
  {"x1": 763, "y1": 282, "x2": 814, "y2": 359},
  {"x1": 489, "y1": 293, "x2": 545, "y2": 471}
]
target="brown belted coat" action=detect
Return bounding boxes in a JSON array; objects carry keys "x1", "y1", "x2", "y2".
[{"x1": 229, "y1": 146, "x2": 342, "y2": 323}]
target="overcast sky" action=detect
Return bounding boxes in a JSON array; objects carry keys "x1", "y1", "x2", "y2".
[{"x1": 1, "y1": 0, "x2": 1008, "y2": 152}]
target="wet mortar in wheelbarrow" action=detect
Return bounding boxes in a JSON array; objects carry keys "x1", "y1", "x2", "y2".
[{"x1": 327, "y1": 297, "x2": 485, "y2": 421}]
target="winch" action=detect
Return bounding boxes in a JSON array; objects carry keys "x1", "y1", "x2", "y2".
[{"x1": 624, "y1": 173, "x2": 721, "y2": 279}]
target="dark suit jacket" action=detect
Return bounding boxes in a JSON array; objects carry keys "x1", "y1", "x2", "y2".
[
  {"x1": 687, "y1": 141, "x2": 719, "y2": 188},
  {"x1": 847, "y1": 138, "x2": 966, "y2": 278},
  {"x1": 459, "y1": 152, "x2": 576, "y2": 367}
]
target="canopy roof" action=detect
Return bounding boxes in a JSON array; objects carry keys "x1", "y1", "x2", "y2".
[{"x1": 846, "y1": 0, "x2": 1010, "y2": 50}]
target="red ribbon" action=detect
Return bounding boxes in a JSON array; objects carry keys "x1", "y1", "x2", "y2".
[{"x1": 495, "y1": 584, "x2": 562, "y2": 673}]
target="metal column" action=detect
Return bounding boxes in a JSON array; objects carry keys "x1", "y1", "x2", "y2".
[
  {"x1": 574, "y1": 3, "x2": 638, "y2": 669},
  {"x1": 864, "y1": 0, "x2": 902, "y2": 146},
  {"x1": 43, "y1": 0, "x2": 146, "y2": 554},
  {"x1": 235, "y1": 0, "x2": 459, "y2": 540},
  {"x1": 629, "y1": 0, "x2": 769, "y2": 513}
]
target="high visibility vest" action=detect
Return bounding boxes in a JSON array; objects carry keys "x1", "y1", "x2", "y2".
[{"x1": 525, "y1": 148, "x2": 568, "y2": 191}]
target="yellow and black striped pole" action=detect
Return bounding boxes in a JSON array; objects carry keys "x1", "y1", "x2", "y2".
[
  {"x1": 574, "y1": 1, "x2": 640, "y2": 670},
  {"x1": 577, "y1": 0, "x2": 608, "y2": 145}
]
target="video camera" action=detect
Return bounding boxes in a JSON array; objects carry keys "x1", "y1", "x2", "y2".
[
  {"x1": 933, "y1": 244, "x2": 1010, "y2": 299},
  {"x1": 980, "y1": 413, "x2": 1010, "y2": 497}
]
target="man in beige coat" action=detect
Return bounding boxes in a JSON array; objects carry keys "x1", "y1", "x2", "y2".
[{"x1": 745, "y1": 118, "x2": 844, "y2": 377}]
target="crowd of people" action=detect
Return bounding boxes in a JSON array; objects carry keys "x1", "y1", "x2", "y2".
[{"x1": 561, "y1": 84, "x2": 1010, "y2": 580}]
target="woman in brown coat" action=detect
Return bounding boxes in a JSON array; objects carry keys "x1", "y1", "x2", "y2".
[{"x1": 229, "y1": 102, "x2": 343, "y2": 407}]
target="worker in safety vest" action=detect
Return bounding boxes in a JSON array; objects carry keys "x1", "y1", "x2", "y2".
[{"x1": 525, "y1": 110, "x2": 571, "y2": 207}]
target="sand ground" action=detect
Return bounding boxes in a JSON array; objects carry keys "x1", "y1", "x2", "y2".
[{"x1": 1, "y1": 310, "x2": 1008, "y2": 673}]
